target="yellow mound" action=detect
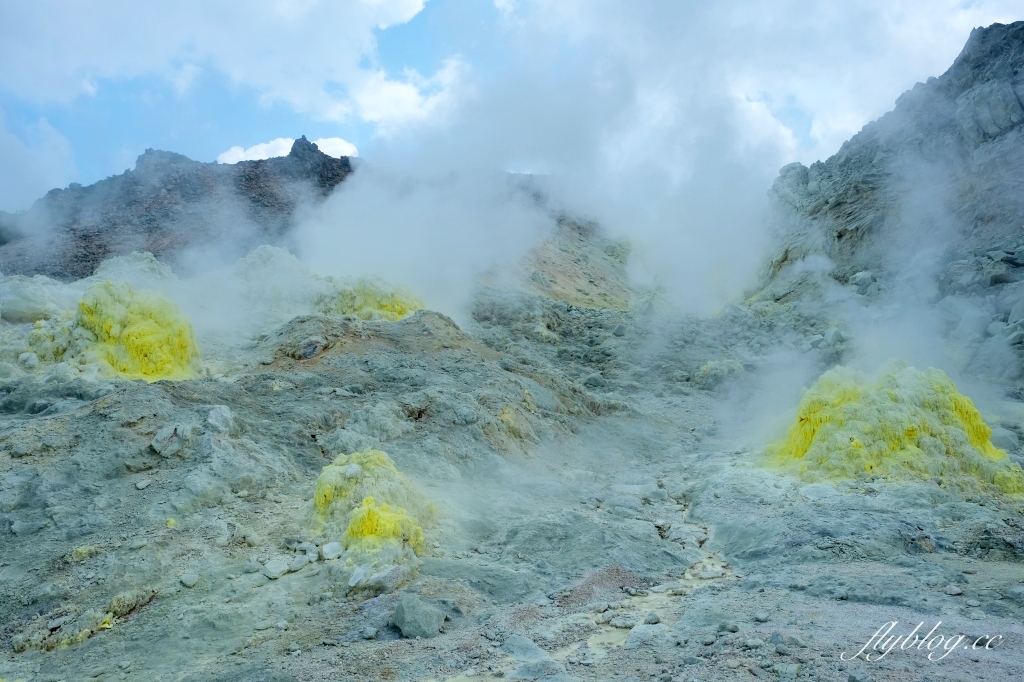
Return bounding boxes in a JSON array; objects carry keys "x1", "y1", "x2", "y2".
[
  {"x1": 766, "y1": 364, "x2": 1024, "y2": 494},
  {"x1": 316, "y1": 277, "x2": 423, "y2": 321},
  {"x1": 312, "y1": 449, "x2": 434, "y2": 556},
  {"x1": 25, "y1": 281, "x2": 200, "y2": 381},
  {"x1": 344, "y1": 496, "x2": 425, "y2": 555},
  {"x1": 77, "y1": 281, "x2": 199, "y2": 381}
]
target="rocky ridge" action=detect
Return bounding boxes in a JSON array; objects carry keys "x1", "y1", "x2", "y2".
[{"x1": 0, "y1": 136, "x2": 352, "y2": 281}]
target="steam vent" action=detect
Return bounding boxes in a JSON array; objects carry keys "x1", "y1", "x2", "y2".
[{"x1": 2, "y1": 14, "x2": 1024, "y2": 682}]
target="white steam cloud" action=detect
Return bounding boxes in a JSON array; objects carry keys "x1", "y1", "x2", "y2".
[
  {"x1": 292, "y1": 164, "x2": 550, "y2": 323},
  {"x1": 217, "y1": 137, "x2": 358, "y2": 164}
]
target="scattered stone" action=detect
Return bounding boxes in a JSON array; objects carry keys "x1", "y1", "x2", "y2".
[
  {"x1": 502, "y1": 635, "x2": 549, "y2": 662},
  {"x1": 510, "y1": 659, "x2": 568, "y2": 679},
  {"x1": 612, "y1": 324, "x2": 627, "y2": 336},
  {"x1": 725, "y1": 658, "x2": 741, "y2": 669},
  {"x1": 624, "y1": 623, "x2": 667, "y2": 649},
  {"x1": 47, "y1": 616, "x2": 71, "y2": 631},
  {"x1": 151, "y1": 424, "x2": 192, "y2": 457},
  {"x1": 1009, "y1": 299, "x2": 1024, "y2": 326},
  {"x1": 583, "y1": 372, "x2": 605, "y2": 388},
  {"x1": 240, "y1": 529, "x2": 262, "y2": 547},
  {"x1": 967, "y1": 599, "x2": 981, "y2": 607},
  {"x1": 644, "y1": 612, "x2": 660, "y2": 624},
  {"x1": 11, "y1": 520, "x2": 48, "y2": 535},
  {"x1": 262, "y1": 559, "x2": 290, "y2": 580},
  {"x1": 590, "y1": 601, "x2": 610, "y2": 613},
  {"x1": 275, "y1": 620, "x2": 289, "y2": 630},
  {"x1": 362, "y1": 565, "x2": 407, "y2": 593},
  {"x1": 348, "y1": 564, "x2": 371, "y2": 587},
  {"x1": 361, "y1": 626, "x2": 378, "y2": 640},
  {"x1": 127, "y1": 538, "x2": 149, "y2": 550},
  {"x1": 392, "y1": 594, "x2": 446, "y2": 639},
  {"x1": 742, "y1": 638, "x2": 764, "y2": 649},
  {"x1": 289, "y1": 555, "x2": 310, "y2": 572},
  {"x1": 135, "y1": 479, "x2": 152, "y2": 490},
  {"x1": 753, "y1": 610, "x2": 770, "y2": 622},
  {"x1": 775, "y1": 663, "x2": 800, "y2": 680},
  {"x1": 702, "y1": 634, "x2": 717, "y2": 645},
  {"x1": 609, "y1": 614, "x2": 636, "y2": 628},
  {"x1": 11, "y1": 442, "x2": 33, "y2": 458},
  {"x1": 207, "y1": 405, "x2": 234, "y2": 433},
  {"x1": 944, "y1": 584, "x2": 964, "y2": 596},
  {"x1": 244, "y1": 560, "x2": 262, "y2": 573},
  {"x1": 718, "y1": 621, "x2": 739, "y2": 633},
  {"x1": 180, "y1": 572, "x2": 200, "y2": 588},
  {"x1": 848, "y1": 671, "x2": 873, "y2": 682},
  {"x1": 321, "y1": 541, "x2": 344, "y2": 560},
  {"x1": 254, "y1": 620, "x2": 273, "y2": 631}
]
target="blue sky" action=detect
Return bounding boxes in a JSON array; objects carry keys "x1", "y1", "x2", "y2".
[
  {"x1": 0, "y1": 0, "x2": 1020, "y2": 212},
  {"x1": 0, "y1": 1, "x2": 465, "y2": 186}
]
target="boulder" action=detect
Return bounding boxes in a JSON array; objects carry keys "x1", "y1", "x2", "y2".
[{"x1": 391, "y1": 594, "x2": 446, "y2": 639}]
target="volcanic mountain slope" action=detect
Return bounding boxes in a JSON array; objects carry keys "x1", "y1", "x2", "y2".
[
  {"x1": 0, "y1": 136, "x2": 352, "y2": 281},
  {"x1": 758, "y1": 21, "x2": 1024, "y2": 390},
  {"x1": 2, "y1": 21, "x2": 1024, "y2": 682},
  {"x1": 764, "y1": 20, "x2": 1024, "y2": 284}
]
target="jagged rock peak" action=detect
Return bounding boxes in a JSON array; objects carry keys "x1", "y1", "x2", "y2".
[
  {"x1": 289, "y1": 135, "x2": 320, "y2": 159},
  {"x1": 761, "y1": 20, "x2": 1024, "y2": 288}
]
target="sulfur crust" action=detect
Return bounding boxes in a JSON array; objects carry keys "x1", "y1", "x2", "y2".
[
  {"x1": 315, "y1": 277, "x2": 423, "y2": 321},
  {"x1": 766, "y1": 364, "x2": 1024, "y2": 495},
  {"x1": 311, "y1": 449, "x2": 434, "y2": 556},
  {"x1": 27, "y1": 280, "x2": 200, "y2": 382},
  {"x1": 344, "y1": 496, "x2": 425, "y2": 555},
  {"x1": 12, "y1": 589, "x2": 155, "y2": 652},
  {"x1": 76, "y1": 281, "x2": 199, "y2": 381}
]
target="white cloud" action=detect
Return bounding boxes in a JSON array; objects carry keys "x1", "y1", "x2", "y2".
[
  {"x1": 312, "y1": 137, "x2": 359, "y2": 158},
  {"x1": 217, "y1": 136, "x2": 358, "y2": 164},
  {"x1": 359, "y1": 0, "x2": 427, "y2": 29},
  {"x1": 217, "y1": 138, "x2": 295, "y2": 164},
  {"x1": 493, "y1": 0, "x2": 518, "y2": 15},
  {"x1": 0, "y1": 109, "x2": 78, "y2": 212},
  {"x1": 0, "y1": 0, "x2": 452, "y2": 136},
  {"x1": 351, "y1": 58, "x2": 467, "y2": 135}
]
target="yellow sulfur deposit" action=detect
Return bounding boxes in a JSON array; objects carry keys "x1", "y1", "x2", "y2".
[
  {"x1": 344, "y1": 496, "x2": 425, "y2": 555},
  {"x1": 70, "y1": 545, "x2": 101, "y2": 562},
  {"x1": 27, "y1": 280, "x2": 200, "y2": 381},
  {"x1": 76, "y1": 281, "x2": 199, "y2": 381},
  {"x1": 311, "y1": 449, "x2": 434, "y2": 557},
  {"x1": 766, "y1": 364, "x2": 1024, "y2": 495},
  {"x1": 12, "y1": 589, "x2": 154, "y2": 652},
  {"x1": 316, "y1": 277, "x2": 423, "y2": 321}
]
